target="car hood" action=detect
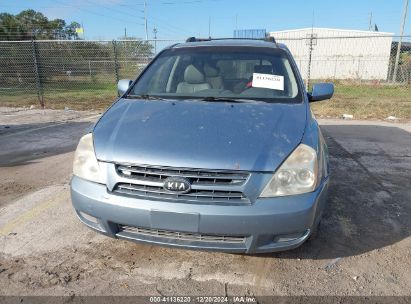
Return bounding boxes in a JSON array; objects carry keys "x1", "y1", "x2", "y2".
[{"x1": 93, "y1": 98, "x2": 307, "y2": 172}]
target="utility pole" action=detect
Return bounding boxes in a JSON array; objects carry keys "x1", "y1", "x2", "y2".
[
  {"x1": 208, "y1": 16, "x2": 211, "y2": 38},
  {"x1": 82, "y1": 22, "x2": 86, "y2": 40},
  {"x1": 306, "y1": 33, "x2": 314, "y2": 89},
  {"x1": 393, "y1": 0, "x2": 409, "y2": 82},
  {"x1": 144, "y1": 0, "x2": 148, "y2": 40},
  {"x1": 31, "y1": 39, "x2": 44, "y2": 109},
  {"x1": 368, "y1": 12, "x2": 373, "y2": 31},
  {"x1": 153, "y1": 27, "x2": 158, "y2": 54},
  {"x1": 235, "y1": 14, "x2": 238, "y2": 32},
  {"x1": 124, "y1": 27, "x2": 127, "y2": 39},
  {"x1": 306, "y1": 10, "x2": 315, "y2": 89}
]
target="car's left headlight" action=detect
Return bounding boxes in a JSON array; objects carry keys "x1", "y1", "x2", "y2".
[
  {"x1": 260, "y1": 144, "x2": 318, "y2": 197},
  {"x1": 73, "y1": 133, "x2": 105, "y2": 184}
]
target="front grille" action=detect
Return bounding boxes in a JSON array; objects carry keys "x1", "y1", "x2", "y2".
[
  {"x1": 116, "y1": 165, "x2": 248, "y2": 185},
  {"x1": 114, "y1": 183, "x2": 246, "y2": 201},
  {"x1": 113, "y1": 164, "x2": 250, "y2": 204},
  {"x1": 118, "y1": 225, "x2": 246, "y2": 244}
]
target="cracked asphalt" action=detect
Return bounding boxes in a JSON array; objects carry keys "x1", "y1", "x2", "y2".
[{"x1": 0, "y1": 108, "x2": 410, "y2": 296}]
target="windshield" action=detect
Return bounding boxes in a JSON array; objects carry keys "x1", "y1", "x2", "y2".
[{"x1": 129, "y1": 46, "x2": 302, "y2": 103}]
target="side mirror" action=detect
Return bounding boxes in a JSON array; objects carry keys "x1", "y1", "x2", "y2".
[
  {"x1": 117, "y1": 79, "x2": 132, "y2": 96},
  {"x1": 308, "y1": 83, "x2": 334, "y2": 102}
]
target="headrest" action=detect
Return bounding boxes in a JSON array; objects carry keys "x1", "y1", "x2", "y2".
[
  {"x1": 184, "y1": 65, "x2": 205, "y2": 84},
  {"x1": 204, "y1": 64, "x2": 219, "y2": 77},
  {"x1": 254, "y1": 65, "x2": 273, "y2": 74}
]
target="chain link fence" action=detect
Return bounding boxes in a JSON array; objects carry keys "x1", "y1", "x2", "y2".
[
  {"x1": 0, "y1": 39, "x2": 180, "y2": 109},
  {"x1": 0, "y1": 36, "x2": 410, "y2": 112},
  {"x1": 271, "y1": 33, "x2": 411, "y2": 86}
]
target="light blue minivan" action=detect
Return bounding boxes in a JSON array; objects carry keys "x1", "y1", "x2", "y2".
[{"x1": 70, "y1": 37, "x2": 334, "y2": 253}]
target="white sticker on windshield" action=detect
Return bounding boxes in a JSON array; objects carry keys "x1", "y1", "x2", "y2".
[{"x1": 252, "y1": 73, "x2": 284, "y2": 91}]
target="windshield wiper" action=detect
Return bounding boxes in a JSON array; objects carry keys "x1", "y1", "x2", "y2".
[
  {"x1": 200, "y1": 96, "x2": 255, "y2": 103},
  {"x1": 126, "y1": 95, "x2": 262, "y2": 103},
  {"x1": 126, "y1": 94, "x2": 167, "y2": 100}
]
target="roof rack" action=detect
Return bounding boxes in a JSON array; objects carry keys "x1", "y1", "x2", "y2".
[{"x1": 185, "y1": 36, "x2": 277, "y2": 45}]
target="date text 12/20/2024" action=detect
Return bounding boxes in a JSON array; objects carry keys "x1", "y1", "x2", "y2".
[{"x1": 149, "y1": 296, "x2": 257, "y2": 303}]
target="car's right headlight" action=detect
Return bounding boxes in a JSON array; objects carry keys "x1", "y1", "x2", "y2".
[
  {"x1": 73, "y1": 133, "x2": 105, "y2": 184},
  {"x1": 260, "y1": 144, "x2": 318, "y2": 197}
]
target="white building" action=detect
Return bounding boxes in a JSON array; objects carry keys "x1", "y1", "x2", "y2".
[{"x1": 269, "y1": 28, "x2": 393, "y2": 80}]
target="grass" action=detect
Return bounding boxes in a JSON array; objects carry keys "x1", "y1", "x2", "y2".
[
  {"x1": 0, "y1": 82, "x2": 116, "y2": 111},
  {"x1": 311, "y1": 82, "x2": 411, "y2": 120},
  {"x1": 0, "y1": 81, "x2": 410, "y2": 120}
]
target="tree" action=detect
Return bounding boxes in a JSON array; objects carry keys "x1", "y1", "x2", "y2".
[
  {"x1": 0, "y1": 9, "x2": 81, "y2": 40},
  {"x1": 116, "y1": 36, "x2": 154, "y2": 60},
  {"x1": 65, "y1": 22, "x2": 82, "y2": 40},
  {"x1": 0, "y1": 13, "x2": 24, "y2": 40},
  {"x1": 48, "y1": 19, "x2": 66, "y2": 39}
]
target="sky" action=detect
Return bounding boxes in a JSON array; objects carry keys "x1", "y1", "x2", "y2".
[{"x1": 1, "y1": 0, "x2": 410, "y2": 41}]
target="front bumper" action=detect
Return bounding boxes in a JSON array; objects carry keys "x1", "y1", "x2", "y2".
[{"x1": 70, "y1": 176, "x2": 328, "y2": 254}]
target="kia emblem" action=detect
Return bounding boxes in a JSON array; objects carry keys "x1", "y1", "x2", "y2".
[{"x1": 163, "y1": 177, "x2": 191, "y2": 194}]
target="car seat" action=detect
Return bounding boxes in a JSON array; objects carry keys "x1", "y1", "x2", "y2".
[
  {"x1": 176, "y1": 65, "x2": 211, "y2": 94},
  {"x1": 204, "y1": 64, "x2": 224, "y2": 89}
]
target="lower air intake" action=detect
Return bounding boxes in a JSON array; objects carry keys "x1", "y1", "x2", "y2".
[{"x1": 118, "y1": 225, "x2": 246, "y2": 244}]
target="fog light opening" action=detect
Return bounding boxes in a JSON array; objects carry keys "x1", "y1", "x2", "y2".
[
  {"x1": 79, "y1": 211, "x2": 99, "y2": 225},
  {"x1": 274, "y1": 231, "x2": 307, "y2": 243}
]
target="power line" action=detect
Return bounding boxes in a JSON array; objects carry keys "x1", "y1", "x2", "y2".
[
  {"x1": 110, "y1": 0, "x2": 218, "y2": 35},
  {"x1": 51, "y1": 0, "x2": 145, "y2": 28},
  {"x1": 81, "y1": 0, "x2": 185, "y2": 39},
  {"x1": 158, "y1": 0, "x2": 223, "y2": 5},
  {"x1": 83, "y1": 0, "x2": 145, "y2": 20},
  {"x1": 1, "y1": 0, "x2": 193, "y2": 39}
]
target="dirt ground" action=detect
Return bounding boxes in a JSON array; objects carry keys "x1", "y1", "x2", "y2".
[{"x1": 0, "y1": 107, "x2": 410, "y2": 298}]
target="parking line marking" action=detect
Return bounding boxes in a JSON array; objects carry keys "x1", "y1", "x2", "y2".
[{"x1": 0, "y1": 191, "x2": 68, "y2": 236}]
